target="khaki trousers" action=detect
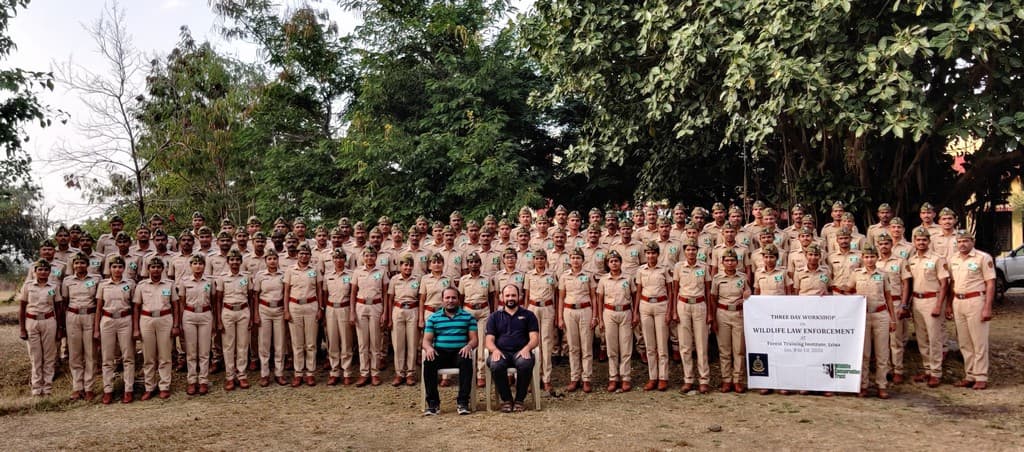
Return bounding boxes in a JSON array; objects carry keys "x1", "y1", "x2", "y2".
[
  {"x1": 912, "y1": 296, "x2": 945, "y2": 378},
  {"x1": 677, "y1": 301, "x2": 710, "y2": 384},
  {"x1": 326, "y1": 305, "x2": 354, "y2": 378},
  {"x1": 640, "y1": 301, "x2": 669, "y2": 380},
  {"x1": 182, "y1": 310, "x2": 212, "y2": 385},
  {"x1": 390, "y1": 306, "x2": 419, "y2": 378},
  {"x1": 528, "y1": 303, "x2": 555, "y2": 383},
  {"x1": 563, "y1": 306, "x2": 594, "y2": 381},
  {"x1": 289, "y1": 302, "x2": 318, "y2": 376},
  {"x1": 100, "y1": 316, "x2": 134, "y2": 393},
  {"x1": 464, "y1": 306, "x2": 490, "y2": 379},
  {"x1": 603, "y1": 310, "x2": 632, "y2": 381},
  {"x1": 258, "y1": 305, "x2": 286, "y2": 378},
  {"x1": 953, "y1": 296, "x2": 989, "y2": 382},
  {"x1": 715, "y1": 309, "x2": 744, "y2": 383},
  {"x1": 221, "y1": 307, "x2": 250, "y2": 381},
  {"x1": 66, "y1": 311, "x2": 96, "y2": 392},
  {"x1": 862, "y1": 311, "x2": 891, "y2": 390},
  {"x1": 26, "y1": 317, "x2": 57, "y2": 395},
  {"x1": 889, "y1": 315, "x2": 908, "y2": 375},
  {"x1": 356, "y1": 302, "x2": 383, "y2": 377},
  {"x1": 140, "y1": 315, "x2": 173, "y2": 391}
]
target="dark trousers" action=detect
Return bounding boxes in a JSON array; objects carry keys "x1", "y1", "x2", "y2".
[
  {"x1": 423, "y1": 348, "x2": 473, "y2": 406},
  {"x1": 487, "y1": 351, "x2": 535, "y2": 403}
]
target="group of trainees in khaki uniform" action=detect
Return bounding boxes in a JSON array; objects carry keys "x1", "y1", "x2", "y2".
[{"x1": 17, "y1": 201, "x2": 996, "y2": 402}]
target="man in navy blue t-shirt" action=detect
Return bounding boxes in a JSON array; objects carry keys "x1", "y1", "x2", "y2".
[{"x1": 485, "y1": 284, "x2": 539, "y2": 412}]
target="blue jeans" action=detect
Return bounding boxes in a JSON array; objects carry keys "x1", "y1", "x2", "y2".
[{"x1": 487, "y1": 351, "x2": 535, "y2": 403}]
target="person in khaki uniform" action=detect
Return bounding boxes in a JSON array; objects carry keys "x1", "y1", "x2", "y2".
[
  {"x1": 19, "y1": 260, "x2": 62, "y2": 397},
  {"x1": 848, "y1": 245, "x2": 896, "y2": 399},
  {"x1": 513, "y1": 229, "x2": 535, "y2": 273},
  {"x1": 948, "y1": 230, "x2": 996, "y2": 390},
  {"x1": 581, "y1": 223, "x2": 609, "y2": 279},
  {"x1": 612, "y1": 220, "x2": 644, "y2": 277},
  {"x1": 787, "y1": 227, "x2": 825, "y2": 279},
  {"x1": 634, "y1": 241, "x2": 673, "y2": 391},
  {"x1": 206, "y1": 231, "x2": 233, "y2": 277},
  {"x1": 284, "y1": 243, "x2": 323, "y2": 387},
  {"x1": 654, "y1": 217, "x2": 681, "y2": 269},
  {"x1": 388, "y1": 254, "x2": 420, "y2": 386},
  {"x1": 566, "y1": 211, "x2": 587, "y2": 249},
  {"x1": 932, "y1": 208, "x2": 958, "y2": 259},
  {"x1": 875, "y1": 233, "x2": 911, "y2": 384},
  {"x1": 61, "y1": 253, "x2": 99, "y2": 400},
  {"x1": 792, "y1": 244, "x2": 831, "y2": 296},
  {"x1": 820, "y1": 201, "x2": 848, "y2": 254},
  {"x1": 253, "y1": 248, "x2": 288, "y2": 386},
  {"x1": 557, "y1": 248, "x2": 597, "y2": 393},
  {"x1": 94, "y1": 256, "x2": 136, "y2": 403},
  {"x1": 906, "y1": 228, "x2": 949, "y2": 387},
  {"x1": 322, "y1": 248, "x2": 355, "y2": 386},
  {"x1": 827, "y1": 228, "x2": 862, "y2": 295},
  {"x1": 524, "y1": 250, "x2": 558, "y2": 391},
  {"x1": 103, "y1": 232, "x2": 141, "y2": 281},
  {"x1": 437, "y1": 226, "x2": 467, "y2": 283},
  {"x1": 917, "y1": 202, "x2": 942, "y2": 238},
  {"x1": 492, "y1": 248, "x2": 526, "y2": 301},
  {"x1": 419, "y1": 253, "x2": 452, "y2": 327},
  {"x1": 710, "y1": 222, "x2": 750, "y2": 279},
  {"x1": 751, "y1": 228, "x2": 787, "y2": 274},
  {"x1": 672, "y1": 239, "x2": 712, "y2": 393},
  {"x1": 458, "y1": 252, "x2": 494, "y2": 387},
  {"x1": 96, "y1": 215, "x2": 125, "y2": 257},
  {"x1": 79, "y1": 232, "x2": 105, "y2": 277},
  {"x1": 177, "y1": 254, "x2": 215, "y2": 396},
  {"x1": 597, "y1": 251, "x2": 636, "y2": 392},
  {"x1": 476, "y1": 227, "x2": 502, "y2": 277},
  {"x1": 546, "y1": 229, "x2": 571, "y2": 276},
  {"x1": 752, "y1": 243, "x2": 791, "y2": 395},
  {"x1": 702, "y1": 202, "x2": 727, "y2": 240},
  {"x1": 216, "y1": 249, "x2": 251, "y2": 390},
  {"x1": 529, "y1": 216, "x2": 555, "y2": 252},
  {"x1": 132, "y1": 257, "x2": 179, "y2": 400},
  {"x1": 402, "y1": 226, "x2": 431, "y2": 277},
  {"x1": 867, "y1": 203, "x2": 894, "y2": 247},
  {"x1": 710, "y1": 249, "x2": 749, "y2": 393},
  {"x1": 600, "y1": 211, "x2": 621, "y2": 248},
  {"x1": 351, "y1": 246, "x2": 389, "y2": 387}
]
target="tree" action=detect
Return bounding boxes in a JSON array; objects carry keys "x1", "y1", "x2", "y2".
[
  {"x1": 51, "y1": 1, "x2": 151, "y2": 220},
  {"x1": 522, "y1": 0, "x2": 1024, "y2": 237},
  {"x1": 0, "y1": 0, "x2": 58, "y2": 271}
]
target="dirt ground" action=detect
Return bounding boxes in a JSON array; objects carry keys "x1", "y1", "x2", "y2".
[{"x1": 0, "y1": 293, "x2": 1023, "y2": 451}]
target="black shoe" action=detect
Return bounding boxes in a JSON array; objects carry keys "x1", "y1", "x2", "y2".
[
  {"x1": 423, "y1": 405, "x2": 440, "y2": 416},
  {"x1": 457, "y1": 404, "x2": 470, "y2": 415}
]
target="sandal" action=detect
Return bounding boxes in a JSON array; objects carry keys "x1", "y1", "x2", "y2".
[
  {"x1": 499, "y1": 401, "x2": 513, "y2": 413},
  {"x1": 513, "y1": 401, "x2": 526, "y2": 413}
]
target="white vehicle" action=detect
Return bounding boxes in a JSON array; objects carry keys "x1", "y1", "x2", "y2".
[{"x1": 994, "y1": 246, "x2": 1024, "y2": 300}]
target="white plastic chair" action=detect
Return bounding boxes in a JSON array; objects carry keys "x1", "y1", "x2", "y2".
[
  {"x1": 420, "y1": 354, "x2": 478, "y2": 412},
  {"x1": 484, "y1": 348, "x2": 542, "y2": 411}
]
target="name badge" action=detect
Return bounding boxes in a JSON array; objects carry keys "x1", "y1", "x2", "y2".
[
  {"x1": 967, "y1": 262, "x2": 979, "y2": 272},
  {"x1": 889, "y1": 264, "x2": 899, "y2": 272},
  {"x1": 773, "y1": 274, "x2": 783, "y2": 282},
  {"x1": 162, "y1": 288, "x2": 171, "y2": 296},
  {"x1": 695, "y1": 269, "x2": 705, "y2": 277},
  {"x1": 514, "y1": 275, "x2": 524, "y2": 283},
  {"x1": 307, "y1": 270, "x2": 317, "y2": 278},
  {"x1": 578, "y1": 275, "x2": 588, "y2": 282},
  {"x1": 372, "y1": 271, "x2": 382, "y2": 280},
  {"x1": 85, "y1": 280, "x2": 96, "y2": 288},
  {"x1": 342, "y1": 275, "x2": 352, "y2": 284},
  {"x1": 872, "y1": 274, "x2": 883, "y2": 281},
  {"x1": 411, "y1": 281, "x2": 420, "y2": 289},
  {"x1": 480, "y1": 280, "x2": 489, "y2": 287}
]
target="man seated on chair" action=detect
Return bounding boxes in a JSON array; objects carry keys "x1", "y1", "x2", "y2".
[
  {"x1": 486, "y1": 284, "x2": 540, "y2": 413},
  {"x1": 422, "y1": 287, "x2": 477, "y2": 416}
]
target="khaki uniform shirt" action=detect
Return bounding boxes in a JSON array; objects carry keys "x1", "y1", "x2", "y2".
[
  {"x1": 140, "y1": 251, "x2": 175, "y2": 279},
  {"x1": 54, "y1": 247, "x2": 80, "y2": 265},
  {"x1": 98, "y1": 278, "x2": 135, "y2": 313},
  {"x1": 476, "y1": 248, "x2": 502, "y2": 277},
  {"x1": 828, "y1": 249, "x2": 862, "y2": 290},
  {"x1": 853, "y1": 267, "x2": 890, "y2": 311},
  {"x1": 284, "y1": 264, "x2": 321, "y2": 301},
  {"x1": 612, "y1": 240, "x2": 644, "y2": 277},
  {"x1": 515, "y1": 248, "x2": 535, "y2": 273},
  {"x1": 878, "y1": 255, "x2": 911, "y2": 298},
  {"x1": 492, "y1": 269, "x2": 525, "y2": 295},
  {"x1": 893, "y1": 241, "x2": 913, "y2": 260},
  {"x1": 751, "y1": 249, "x2": 787, "y2": 275},
  {"x1": 389, "y1": 273, "x2": 419, "y2": 305},
  {"x1": 243, "y1": 251, "x2": 268, "y2": 276},
  {"x1": 559, "y1": 269, "x2": 595, "y2": 304},
  {"x1": 581, "y1": 244, "x2": 609, "y2": 278},
  {"x1": 459, "y1": 273, "x2": 493, "y2": 305},
  {"x1": 254, "y1": 270, "x2": 286, "y2": 304},
  {"x1": 84, "y1": 251, "x2": 104, "y2": 276},
  {"x1": 599, "y1": 231, "x2": 621, "y2": 248},
  {"x1": 866, "y1": 222, "x2": 890, "y2": 247},
  {"x1": 524, "y1": 269, "x2": 557, "y2": 303},
  {"x1": 794, "y1": 266, "x2": 831, "y2": 296},
  {"x1": 528, "y1": 235, "x2": 554, "y2": 254},
  {"x1": 437, "y1": 247, "x2": 466, "y2": 281},
  {"x1": 908, "y1": 252, "x2": 950, "y2": 293},
  {"x1": 133, "y1": 278, "x2": 176, "y2": 313},
  {"x1": 167, "y1": 251, "x2": 197, "y2": 282},
  {"x1": 711, "y1": 243, "x2": 749, "y2": 274},
  {"x1": 353, "y1": 266, "x2": 389, "y2": 301},
  {"x1": 96, "y1": 233, "x2": 116, "y2": 256},
  {"x1": 597, "y1": 273, "x2": 634, "y2": 308},
  {"x1": 931, "y1": 232, "x2": 957, "y2": 260},
  {"x1": 546, "y1": 249, "x2": 571, "y2": 277},
  {"x1": 206, "y1": 251, "x2": 230, "y2": 277},
  {"x1": 656, "y1": 238, "x2": 681, "y2": 270},
  {"x1": 324, "y1": 268, "x2": 353, "y2": 305},
  {"x1": 343, "y1": 242, "x2": 367, "y2": 270},
  {"x1": 218, "y1": 272, "x2": 250, "y2": 307},
  {"x1": 401, "y1": 247, "x2": 431, "y2": 277},
  {"x1": 673, "y1": 260, "x2": 710, "y2": 298},
  {"x1": 19, "y1": 281, "x2": 62, "y2": 316},
  {"x1": 635, "y1": 264, "x2": 671, "y2": 299},
  {"x1": 419, "y1": 273, "x2": 452, "y2": 309},
  {"x1": 176, "y1": 275, "x2": 213, "y2": 311},
  {"x1": 61, "y1": 274, "x2": 100, "y2": 310},
  {"x1": 754, "y1": 267, "x2": 790, "y2": 295},
  {"x1": 711, "y1": 273, "x2": 747, "y2": 306},
  {"x1": 25, "y1": 260, "x2": 67, "y2": 286},
  {"x1": 948, "y1": 249, "x2": 996, "y2": 293}
]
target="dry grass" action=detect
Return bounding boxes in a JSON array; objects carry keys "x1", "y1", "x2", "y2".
[{"x1": 0, "y1": 297, "x2": 1022, "y2": 450}]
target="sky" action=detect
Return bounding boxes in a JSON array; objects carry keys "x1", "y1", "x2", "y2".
[{"x1": 8, "y1": 0, "x2": 362, "y2": 226}]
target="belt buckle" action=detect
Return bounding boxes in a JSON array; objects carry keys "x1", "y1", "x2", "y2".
[
  {"x1": 728, "y1": 305, "x2": 738, "y2": 312},
  {"x1": 111, "y1": 311, "x2": 122, "y2": 319},
  {"x1": 150, "y1": 310, "x2": 161, "y2": 318}
]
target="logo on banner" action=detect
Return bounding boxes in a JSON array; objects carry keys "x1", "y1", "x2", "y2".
[
  {"x1": 748, "y1": 353, "x2": 769, "y2": 377},
  {"x1": 822, "y1": 363, "x2": 860, "y2": 379}
]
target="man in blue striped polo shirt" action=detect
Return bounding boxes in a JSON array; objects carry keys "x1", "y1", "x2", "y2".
[{"x1": 422, "y1": 287, "x2": 478, "y2": 415}]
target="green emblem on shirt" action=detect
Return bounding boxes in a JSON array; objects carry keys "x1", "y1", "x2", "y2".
[
  {"x1": 630, "y1": 249, "x2": 639, "y2": 257},
  {"x1": 742, "y1": 237, "x2": 750, "y2": 245},
  {"x1": 372, "y1": 271, "x2": 382, "y2": 280},
  {"x1": 419, "y1": 255, "x2": 427, "y2": 262},
  {"x1": 967, "y1": 262, "x2": 979, "y2": 271},
  {"x1": 53, "y1": 269, "x2": 62, "y2": 277},
  {"x1": 819, "y1": 274, "x2": 830, "y2": 283},
  {"x1": 899, "y1": 250, "x2": 909, "y2": 258},
  {"x1": 441, "y1": 278, "x2": 450, "y2": 287},
  {"x1": 454, "y1": 256, "x2": 462, "y2": 264},
  {"x1": 596, "y1": 252, "x2": 605, "y2": 260},
  {"x1": 47, "y1": 289, "x2": 55, "y2": 296},
  {"x1": 514, "y1": 275, "x2": 524, "y2": 283},
  {"x1": 773, "y1": 274, "x2": 783, "y2": 282},
  {"x1": 240, "y1": 278, "x2": 248, "y2": 287},
  {"x1": 342, "y1": 275, "x2": 351, "y2": 284},
  {"x1": 669, "y1": 246, "x2": 677, "y2": 254},
  {"x1": 697, "y1": 252, "x2": 707, "y2": 261},
  {"x1": 924, "y1": 261, "x2": 935, "y2": 269},
  {"x1": 307, "y1": 270, "x2": 316, "y2": 278},
  {"x1": 872, "y1": 274, "x2": 883, "y2": 281},
  {"x1": 736, "y1": 280, "x2": 744, "y2": 288},
  {"x1": 547, "y1": 242, "x2": 554, "y2": 250},
  {"x1": 411, "y1": 281, "x2": 420, "y2": 289},
  {"x1": 736, "y1": 251, "x2": 743, "y2": 260},
  {"x1": 851, "y1": 242, "x2": 860, "y2": 250},
  {"x1": 492, "y1": 257, "x2": 500, "y2": 264},
  {"x1": 525, "y1": 252, "x2": 533, "y2": 259},
  {"x1": 85, "y1": 280, "x2": 95, "y2": 288},
  {"x1": 162, "y1": 288, "x2": 171, "y2": 296},
  {"x1": 377, "y1": 257, "x2": 388, "y2": 266},
  {"x1": 621, "y1": 281, "x2": 629, "y2": 289},
  {"x1": 129, "y1": 262, "x2": 137, "y2": 270},
  {"x1": 695, "y1": 269, "x2": 705, "y2": 277},
  {"x1": 889, "y1": 264, "x2": 899, "y2": 272},
  {"x1": 203, "y1": 283, "x2": 211, "y2": 293},
  {"x1": 579, "y1": 275, "x2": 588, "y2": 282},
  {"x1": 546, "y1": 276, "x2": 555, "y2": 285},
  {"x1": 480, "y1": 280, "x2": 489, "y2": 287},
  {"x1": 90, "y1": 259, "x2": 101, "y2": 267},
  {"x1": 850, "y1": 256, "x2": 860, "y2": 263},
  {"x1": 122, "y1": 284, "x2": 131, "y2": 292}
]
